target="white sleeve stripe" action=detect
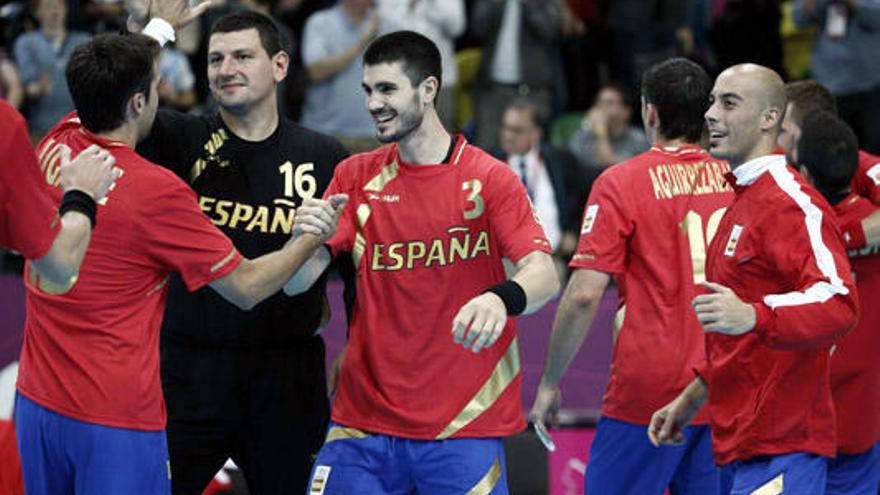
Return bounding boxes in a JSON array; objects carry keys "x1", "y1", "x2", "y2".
[{"x1": 761, "y1": 163, "x2": 849, "y2": 310}]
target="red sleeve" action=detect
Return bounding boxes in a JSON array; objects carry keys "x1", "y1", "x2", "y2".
[
  {"x1": 0, "y1": 102, "x2": 60, "y2": 259},
  {"x1": 751, "y1": 196, "x2": 858, "y2": 351},
  {"x1": 853, "y1": 152, "x2": 880, "y2": 205},
  {"x1": 485, "y1": 164, "x2": 552, "y2": 262},
  {"x1": 568, "y1": 171, "x2": 632, "y2": 274},
  {"x1": 139, "y1": 173, "x2": 242, "y2": 291},
  {"x1": 322, "y1": 161, "x2": 357, "y2": 258}
]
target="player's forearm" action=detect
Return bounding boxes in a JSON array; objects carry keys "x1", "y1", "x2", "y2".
[
  {"x1": 213, "y1": 234, "x2": 323, "y2": 310},
  {"x1": 306, "y1": 44, "x2": 364, "y2": 83},
  {"x1": 31, "y1": 212, "x2": 92, "y2": 285},
  {"x1": 512, "y1": 251, "x2": 560, "y2": 314},
  {"x1": 283, "y1": 245, "x2": 331, "y2": 296},
  {"x1": 677, "y1": 376, "x2": 709, "y2": 412},
  {"x1": 540, "y1": 270, "x2": 608, "y2": 387}
]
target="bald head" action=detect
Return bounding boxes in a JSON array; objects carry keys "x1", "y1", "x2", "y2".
[{"x1": 718, "y1": 64, "x2": 786, "y2": 114}]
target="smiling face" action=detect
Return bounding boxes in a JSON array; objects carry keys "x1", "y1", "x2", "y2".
[
  {"x1": 704, "y1": 72, "x2": 765, "y2": 165},
  {"x1": 207, "y1": 28, "x2": 287, "y2": 113},
  {"x1": 362, "y1": 61, "x2": 433, "y2": 143}
]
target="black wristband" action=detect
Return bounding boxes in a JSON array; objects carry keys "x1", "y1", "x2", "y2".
[
  {"x1": 484, "y1": 280, "x2": 527, "y2": 316},
  {"x1": 59, "y1": 190, "x2": 97, "y2": 229}
]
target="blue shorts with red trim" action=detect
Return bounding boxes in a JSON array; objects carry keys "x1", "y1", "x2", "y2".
[{"x1": 720, "y1": 452, "x2": 827, "y2": 495}]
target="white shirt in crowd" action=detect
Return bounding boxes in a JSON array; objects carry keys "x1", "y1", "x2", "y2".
[{"x1": 507, "y1": 147, "x2": 560, "y2": 249}]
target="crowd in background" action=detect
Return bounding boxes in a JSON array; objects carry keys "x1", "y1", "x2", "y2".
[{"x1": 1, "y1": 0, "x2": 879, "y2": 268}]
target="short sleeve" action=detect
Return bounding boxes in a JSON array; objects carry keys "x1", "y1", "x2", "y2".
[
  {"x1": 0, "y1": 104, "x2": 59, "y2": 259},
  {"x1": 322, "y1": 161, "x2": 357, "y2": 258},
  {"x1": 569, "y1": 171, "x2": 632, "y2": 274},
  {"x1": 302, "y1": 14, "x2": 331, "y2": 66},
  {"x1": 139, "y1": 174, "x2": 242, "y2": 291},
  {"x1": 486, "y1": 165, "x2": 552, "y2": 263}
]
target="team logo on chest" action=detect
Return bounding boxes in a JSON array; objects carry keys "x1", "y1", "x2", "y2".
[{"x1": 724, "y1": 224, "x2": 744, "y2": 257}]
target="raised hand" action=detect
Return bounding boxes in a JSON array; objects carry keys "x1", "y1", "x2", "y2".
[{"x1": 148, "y1": 0, "x2": 215, "y2": 29}]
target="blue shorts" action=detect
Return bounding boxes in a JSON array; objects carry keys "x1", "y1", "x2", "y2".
[
  {"x1": 720, "y1": 452, "x2": 827, "y2": 495},
  {"x1": 307, "y1": 422, "x2": 508, "y2": 495},
  {"x1": 584, "y1": 416, "x2": 722, "y2": 495},
  {"x1": 826, "y1": 443, "x2": 880, "y2": 495},
  {"x1": 14, "y1": 393, "x2": 171, "y2": 495}
]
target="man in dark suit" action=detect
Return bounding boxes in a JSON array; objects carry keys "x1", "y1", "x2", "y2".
[
  {"x1": 494, "y1": 98, "x2": 586, "y2": 259},
  {"x1": 472, "y1": 0, "x2": 564, "y2": 150}
]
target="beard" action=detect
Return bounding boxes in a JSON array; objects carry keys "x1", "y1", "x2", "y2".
[{"x1": 375, "y1": 94, "x2": 425, "y2": 143}]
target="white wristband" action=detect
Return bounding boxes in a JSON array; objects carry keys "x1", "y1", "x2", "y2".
[{"x1": 142, "y1": 18, "x2": 176, "y2": 47}]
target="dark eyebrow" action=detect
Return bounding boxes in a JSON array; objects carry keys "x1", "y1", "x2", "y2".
[{"x1": 719, "y1": 92, "x2": 743, "y2": 102}]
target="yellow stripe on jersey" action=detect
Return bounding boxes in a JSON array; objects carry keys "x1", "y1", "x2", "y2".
[
  {"x1": 146, "y1": 275, "x2": 170, "y2": 297},
  {"x1": 325, "y1": 426, "x2": 370, "y2": 443},
  {"x1": 353, "y1": 232, "x2": 366, "y2": 267},
  {"x1": 210, "y1": 249, "x2": 238, "y2": 273},
  {"x1": 750, "y1": 473, "x2": 783, "y2": 495},
  {"x1": 437, "y1": 338, "x2": 520, "y2": 439},
  {"x1": 465, "y1": 457, "x2": 502, "y2": 495},
  {"x1": 364, "y1": 161, "x2": 399, "y2": 192}
]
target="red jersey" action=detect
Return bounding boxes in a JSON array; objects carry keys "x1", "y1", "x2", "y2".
[
  {"x1": 17, "y1": 114, "x2": 242, "y2": 431},
  {"x1": 852, "y1": 150, "x2": 880, "y2": 205},
  {"x1": 0, "y1": 100, "x2": 59, "y2": 259},
  {"x1": 831, "y1": 194, "x2": 880, "y2": 454},
  {"x1": 700, "y1": 154, "x2": 858, "y2": 465},
  {"x1": 571, "y1": 145, "x2": 732, "y2": 425},
  {"x1": 324, "y1": 136, "x2": 551, "y2": 439}
]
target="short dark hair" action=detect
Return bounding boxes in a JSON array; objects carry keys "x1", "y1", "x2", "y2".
[
  {"x1": 641, "y1": 57, "x2": 712, "y2": 143},
  {"x1": 364, "y1": 31, "x2": 442, "y2": 90},
  {"x1": 596, "y1": 83, "x2": 631, "y2": 107},
  {"x1": 210, "y1": 11, "x2": 287, "y2": 57},
  {"x1": 505, "y1": 97, "x2": 549, "y2": 130},
  {"x1": 785, "y1": 80, "x2": 838, "y2": 125},
  {"x1": 796, "y1": 110, "x2": 858, "y2": 196},
  {"x1": 66, "y1": 33, "x2": 160, "y2": 134}
]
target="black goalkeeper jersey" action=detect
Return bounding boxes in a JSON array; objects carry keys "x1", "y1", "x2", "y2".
[{"x1": 138, "y1": 110, "x2": 349, "y2": 348}]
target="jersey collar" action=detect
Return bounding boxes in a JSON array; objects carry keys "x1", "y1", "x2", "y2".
[{"x1": 730, "y1": 154, "x2": 786, "y2": 187}]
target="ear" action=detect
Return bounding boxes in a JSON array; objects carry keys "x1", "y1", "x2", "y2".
[
  {"x1": 761, "y1": 106, "x2": 782, "y2": 132},
  {"x1": 421, "y1": 76, "x2": 438, "y2": 106},
  {"x1": 129, "y1": 91, "x2": 146, "y2": 119},
  {"x1": 644, "y1": 102, "x2": 658, "y2": 129},
  {"x1": 273, "y1": 50, "x2": 290, "y2": 83}
]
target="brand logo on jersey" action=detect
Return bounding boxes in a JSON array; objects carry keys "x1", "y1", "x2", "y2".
[
  {"x1": 724, "y1": 225, "x2": 744, "y2": 257},
  {"x1": 199, "y1": 195, "x2": 296, "y2": 234},
  {"x1": 581, "y1": 204, "x2": 599, "y2": 234},
  {"x1": 868, "y1": 163, "x2": 880, "y2": 186},
  {"x1": 370, "y1": 227, "x2": 491, "y2": 271},
  {"x1": 310, "y1": 466, "x2": 331, "y2": 495},
  {"x1": 366, "y1": 192, "x2": 400, "y2": 203}
]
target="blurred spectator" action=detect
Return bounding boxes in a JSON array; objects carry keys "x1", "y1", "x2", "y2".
[
  {"x1": 79, "y1": 0, "x2": 126, "y2": 33},
  {"x1": 495, "y1": 98, "x2": 586, "y2": 256},
  {"x1": 608, "y1": 0, "x2": 692, "y2": 100},
  {"x1": 0, "y1": 49, "x2": 22, "y2": 109},
  {"x1": 300, "y1": 0, "x2": 385, "y2": 153},
  {"x1": 472, "y1": 0, "x2": 564, "y2": 150},
  {"x1": 711, "y1": 0, "x2": 786, "y2": 78},
  {"x1": 159, "y1": 46, "x2": 197, "y2": 111},
  {"x1": 793, "y1": 0, "x2": 880, "y2": 154},
  {"x1": 568, "y1": 84, "x2": 649, "y2": 174},
  {"x1": 378, "y1": 0, "x2": 465, "y2": 129},
  {"x1": 13, "y1": 0, "x2": 89, "y2": 137}
]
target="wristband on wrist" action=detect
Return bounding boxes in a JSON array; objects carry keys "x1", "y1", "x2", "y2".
[
  {"x1": 484, "y1": 280, "x2": 527, "y2": 316},
  {"x1": 59, "y1": 190, "x2": 97, "y2": 229}
]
